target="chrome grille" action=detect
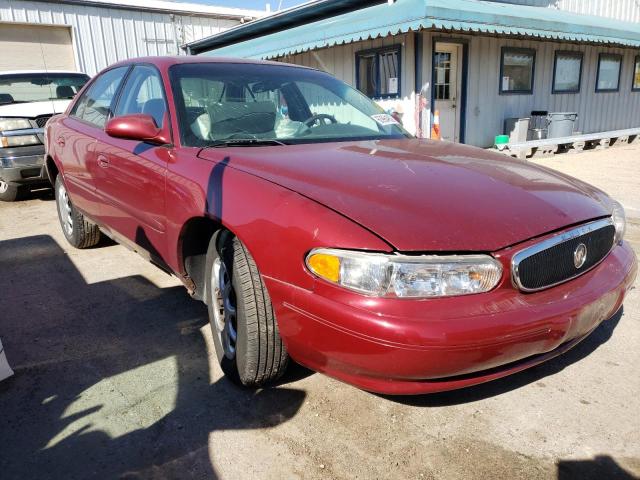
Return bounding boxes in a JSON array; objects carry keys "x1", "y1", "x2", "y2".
[{"x1": 512, "y1": 218, "x2": 616, "y2": 292}]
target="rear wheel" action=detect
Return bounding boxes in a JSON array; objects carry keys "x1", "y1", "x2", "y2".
[
  {"x1": 0, "y1": 180, "x2": 22, "y2": 202},
  {"x1": 205, "y1": 231, "x2": 289, "y2": 386},
  {"x1": 55, "y1": 175, "x2": 101, "y2": 249}
]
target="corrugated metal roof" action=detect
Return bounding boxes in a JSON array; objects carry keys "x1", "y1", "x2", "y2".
[{"x1": 195, "y1": 0, "x2": 640, "y2": 58}]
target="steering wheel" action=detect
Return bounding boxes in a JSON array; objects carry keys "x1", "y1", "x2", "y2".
[{"x1": 304, "y1": 113, "x2": 338, "y2": 127}]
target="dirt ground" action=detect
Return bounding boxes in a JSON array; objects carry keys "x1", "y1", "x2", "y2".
[{"x1": 1, "y1": 143, "x2": 639, "y2": 480}]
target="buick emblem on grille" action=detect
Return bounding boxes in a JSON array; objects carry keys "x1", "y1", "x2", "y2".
[{"x1": 573, "y1": 243, "x2": 588, "y2": 269}]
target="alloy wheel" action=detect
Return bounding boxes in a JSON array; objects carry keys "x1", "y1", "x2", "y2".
[
  {"x1": 0, "y1": 180, "x2": 8, "y2": 194},
  {"x1": 211, "y1": 256, "x2": 238, "y2": 359},
  {"x1": 57, "y1": 181, "x2": 73, "y2": 236}
]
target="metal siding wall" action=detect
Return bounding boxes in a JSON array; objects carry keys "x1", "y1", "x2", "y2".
[
  {"x1": 278, "y1": 30, "x2": 640, "y2": 148},
  {"x1": 489, "y1": 0, "x2": 640, "y2": 23},
  {"x1": 462, "y1": 34, "x2": 640, "y2": 147},
  {"x1": 0, "y1": 0, "x2": 242, "y2": 75}
]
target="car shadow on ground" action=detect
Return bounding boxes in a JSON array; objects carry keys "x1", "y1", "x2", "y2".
[
  {"x1": 0, "y1": 235, "x2": 305, "y2": 479},
  {"x1": 557, "y1": 455, "x2": 639, "y2": 479},
  {"x1": 380, "y1": 307, "x2": 625, "y2": 408}
]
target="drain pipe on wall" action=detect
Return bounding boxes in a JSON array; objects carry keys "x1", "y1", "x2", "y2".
[{"x1": 0, "y1": 338, "x2": 14, "y2": 381}]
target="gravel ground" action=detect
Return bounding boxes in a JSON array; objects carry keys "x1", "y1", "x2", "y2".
[{"x1": 0, "y1": 143, "x2": 638, "y2": 480}]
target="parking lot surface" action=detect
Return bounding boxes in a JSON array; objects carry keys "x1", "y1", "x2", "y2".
[{"x1": 1, "y1": 144, "x2": 639, "y2": 479}]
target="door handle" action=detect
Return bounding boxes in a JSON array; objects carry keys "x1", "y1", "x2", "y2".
[
  {"x1": 56, "y1": 137, "x2": 65, "y2": 147},
  {"x1": 97, "y1": 155, "x2": 110, "y2": 168}
]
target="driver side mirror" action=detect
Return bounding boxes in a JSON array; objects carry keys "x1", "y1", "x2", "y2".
[{"x1": 105, "y1": 114, "x2": 169, "y2": 145}]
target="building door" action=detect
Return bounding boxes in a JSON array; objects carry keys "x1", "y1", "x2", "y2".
[
  {"x1": 433, "y1": 43, "x2": 462, "y2": 142},
  {"x1": 0, "y1": 24, "x2": 76, "y2": 71}
]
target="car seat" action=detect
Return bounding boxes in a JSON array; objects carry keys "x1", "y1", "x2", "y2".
[
  {"x1": 0, "y1": 93, "x2": 14, "y2": 105},
  {"x1": 141, "y1": 98, "x2": 166, "y2": 128}
]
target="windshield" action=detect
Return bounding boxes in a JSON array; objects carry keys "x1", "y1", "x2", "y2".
[
  {"x1": 0, "y1": 73, "x2": 90, "y2": 105},
  {"x1": 170, "y1": 62, "x2": 411, "y2": 147}
]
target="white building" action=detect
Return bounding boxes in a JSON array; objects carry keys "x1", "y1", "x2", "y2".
[{"x1": 0, "y1": 0, "x2": 264, "y2": 75}]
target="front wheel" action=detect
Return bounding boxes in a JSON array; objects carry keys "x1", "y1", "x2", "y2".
[
  {"x1": 205, "y1": 231, "x2": 289, "y2": 386},
  {"x1": 0, "y1": 179, "x2": 22, "y2": 202},
  {"x1": 54, "y1": 175, "x2": 101, "y2": 249}
]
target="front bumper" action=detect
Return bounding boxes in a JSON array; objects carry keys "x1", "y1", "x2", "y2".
[
  {"x1": 268, "y1": 241, "x2": 637, "y2": 395},
  {"x1": 0, "y1": 145, "x2": 47, "y2": 185}
]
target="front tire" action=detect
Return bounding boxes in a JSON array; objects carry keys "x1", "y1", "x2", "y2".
[
  {"x1": 205, "y1": 231, "x2": 289, "y2": 386},
  {"x1": 54, "y1": 175, "x2": 101, "y2": 249},
  {"x1": 0, "y1": 179, "x2": 22, "y2": 202}
]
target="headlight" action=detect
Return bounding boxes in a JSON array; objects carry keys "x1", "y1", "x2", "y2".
[
  {"x1": 611, "y1": 200, "x2": 626, "y2": 245},
  {"x1": 0, "y1": 118, "x2": 31, "y2": 131},
  {"x1": 306, "y1": 249, "x2": 503, "y2": 298},
  {"x1": 0, "y1": 135, "x2": 40, "y2": 147}
]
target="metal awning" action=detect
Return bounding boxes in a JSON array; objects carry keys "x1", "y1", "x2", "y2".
[{"x1": 193, "y1": 0, "x2": 640, "y2": 59}]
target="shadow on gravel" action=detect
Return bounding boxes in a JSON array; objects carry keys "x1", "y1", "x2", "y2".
[
  {"x1": 381, "y1": 307, "x2": 624, "y2": 408},
  {"x1": 0, "y1": 235, "x2": 305, "y2": 479}
]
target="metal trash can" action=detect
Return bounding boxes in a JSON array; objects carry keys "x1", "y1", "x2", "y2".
[
  {"x1": 547, "y1": 112, "x2": 578, "y2": 139},
  {"x1": 504, "y1": 117, "x2": 530, "y2": 143},
  {"x1": 528, "y1": 110, "x2": 548, "y2": 140}
]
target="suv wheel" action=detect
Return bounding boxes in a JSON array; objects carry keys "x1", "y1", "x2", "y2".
[
  {"x1": 0, "y1": 180, "x2": 21, "y2": 202},
  {"x1": 205, "y1": 231, "x2": 289, "y2": 386},
  {"x1": 54, "y1": 175, "x2": 101, "y2": 249}
]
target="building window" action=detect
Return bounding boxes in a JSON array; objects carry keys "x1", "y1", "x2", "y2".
[
  {"x1": 434, "y1": 52, "x2": 452, "y2": 100},
  {"x1": 500, "y1": 48, "x2": 535, "y2": 94},
  {"x1": 633, "y1": 56, "x2": 640, "y2": 91},
  {"x1": 553, "y1": 51, "x2": 583, "y2": 94},
  {"x1": 596, "y1": 53, "x2": 622, "y2": 92},
  {"x1": 356, "y1": 46, "x2": 401, "y2": 98}
]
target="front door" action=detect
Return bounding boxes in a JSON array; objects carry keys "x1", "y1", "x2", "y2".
[
  {"x1": 92, "y1": 64, "x2": 170, "y2": 263},
  {"x1": 433, "y1": 43, "x2": 462, "y2": 142}
]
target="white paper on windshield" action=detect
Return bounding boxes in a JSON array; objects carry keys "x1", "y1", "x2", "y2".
[{"x1": 371, "y1": 113, "x2": 399, "y2": 126}]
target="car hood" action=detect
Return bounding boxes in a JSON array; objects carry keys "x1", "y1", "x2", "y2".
[
  {"x1": 0, "y1": 99, "x2": 71, "y2": 118},
  {"x1": 199, "y1": 139, "x2": 612, "y2": 251}
]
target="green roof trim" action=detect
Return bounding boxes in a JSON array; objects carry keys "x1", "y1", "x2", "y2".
[{"x1": 198, "y1": 0, "x2": 640, "y2": 59}]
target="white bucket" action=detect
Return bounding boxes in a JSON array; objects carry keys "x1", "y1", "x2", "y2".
[{"x1": 0, "y1": 338, "x2": 14, "y2": 382}]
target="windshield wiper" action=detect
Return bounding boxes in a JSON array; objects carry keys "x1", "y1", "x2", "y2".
[{"x1": 202, "y1": 138, "x2": 287, "y2": 149}]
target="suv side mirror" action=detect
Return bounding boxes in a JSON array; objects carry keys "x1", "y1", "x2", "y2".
[{"x1": 105, "y1": 114, "x2": 169, "y2": 145}]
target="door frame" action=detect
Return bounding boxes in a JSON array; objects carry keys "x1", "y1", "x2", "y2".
[{"x1": 431, "y1": 37, "x2": 469, "y2": 143}]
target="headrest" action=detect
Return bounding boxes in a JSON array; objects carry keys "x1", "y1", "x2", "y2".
[{"x1": 56, "y1": 85, "x2": 75, "y2": 98}]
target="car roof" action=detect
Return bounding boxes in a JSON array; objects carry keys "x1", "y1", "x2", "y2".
[
  {"x1": 107, "y1": 55, "x2": 313, "y2": 71},
  {"x1": 0, "y1": 70, "x2": 89, "y2": 75}
]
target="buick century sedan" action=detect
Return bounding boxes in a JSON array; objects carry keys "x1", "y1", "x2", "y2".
[{"x1": 45, "y1": 57, "x2": 637, "y2": 394}]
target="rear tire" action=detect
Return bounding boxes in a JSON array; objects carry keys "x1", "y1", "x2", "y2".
[
  {"x1": 54, "y1": 175, "x2": 101, "y2": 249},
  {"x1": 0, "y1": 180, "x2": 22, "y2": 202},
  {"x1": 205, "y1": 231, "x2": 289, "y2": 386}
]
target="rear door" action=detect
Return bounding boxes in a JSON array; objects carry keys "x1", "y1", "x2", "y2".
[
  {"x1": 91, "y1": 64, "x2": 170, "y2": 262},
  {"x1": 58, "y1": 66, "x2": 129, "y2": 219}
]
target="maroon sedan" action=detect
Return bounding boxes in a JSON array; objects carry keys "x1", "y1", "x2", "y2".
[{"x1": 45, "y1": 57, "x2": 637, "y2": 394}]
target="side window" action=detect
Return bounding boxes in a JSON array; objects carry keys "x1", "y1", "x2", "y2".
[
  {"x1": 114, "y1": 65, "x2": 166, "y2": 128},
  {"x1": 356, "y1": 46, "x2": 401, "y2": 99},
  {"x1": 71, "y1": 66, "x2": 129, "y2": 128}
]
